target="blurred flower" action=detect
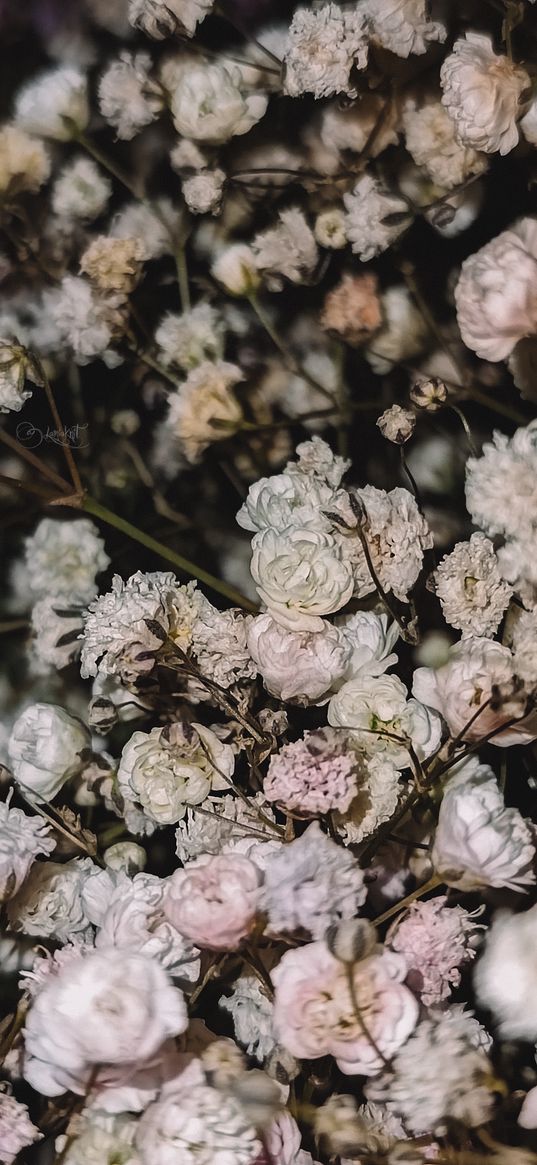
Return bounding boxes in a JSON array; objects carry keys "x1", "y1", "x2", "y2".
[
  {"x1": 164, "y1": 853, "x2": 261, "y2": 949},
  {"x1": 455, "y1": 218, "x2": 537, "y2": 361},
  {"x1": 8, "y1": 703, "x2": 89, "y2": 801},
  {"x1": 0, "y1": 799, "x2": 55, "y2": 902}
]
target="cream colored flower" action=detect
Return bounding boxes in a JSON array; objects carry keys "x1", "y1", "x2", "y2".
[
  {"x1": 441, "y1": 32, "x2": 530, "y2": 155},
  {"x1": 167, "y1": 360, "x2": 243, "y2": 463},
  {"x1": 250, "y1": 527, "x2": 354, "y2": 632},
  {"x1": 455, "y1": 218, "x2": 537, "y2": 361}
]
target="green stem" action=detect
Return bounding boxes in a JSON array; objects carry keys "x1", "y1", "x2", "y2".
[{"x1": 82, "y1": 494, "x2": 259, "y2": 613}]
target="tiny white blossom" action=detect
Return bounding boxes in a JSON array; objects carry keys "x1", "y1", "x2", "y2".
[
  {"x1": 99, "y1": 52, "x2": 163, "y2": 140},
  {"x1": 220, "y1": 973, "x2": 277, "y2": 1063},
  {"x1": 328, "y1": 672, "x2": 442, "y2": 769},
  {"x1": 8, "y1": 703, "x2": 90, "y2": 801},
  {"x1": 129, "y1": 0, "x2": 214, "y2": 38},
  {"x1": 253, "y1": 207, "x2": 318, "y2": 289},
  {"x1": 7, "y1": 857, "x2": 95, "y2": 942},
  {"x1": 0, "y1": 341, "x2": 38, "y2": 413},
  {"x1": 343, "y1": 175, "x2": 410, "y2": 262},
  {"x1": 441, "y1": 32, "x2": 530, "y2": 156},
  {"x1": 96, "y1": 871, "x2": 200, "y2": 985},
  {"x1": 247, "y1": 613, "x2": 350, "y2": 704},
  {"x1": 455, "y1": 218, "x2": 537, "y2": 362},
  {"x1": 283, "y1": 4, "x2": 368, "y2": 99},
  {"x1": 465, "y1": 419, "x2": 537, "y2": 542},
  {"x1": 0, "y1": 799, "x2": 55, "y2": 902},
  {"x1": 52, "y1": 156, "x2": 111, "y2": 222},
  {"x1": 24, "y1": 517, "x2": 110, "y2": 605},
  {"x1": 166, "y1": 360, "x2": 244, "y2": 463},
  {"x1": 183, "y1": 169, "x2": 226, "y2": 215},
  {"x1": 14, "y1": 66, "x2": 89, "y2": 140},
  {"x1": 48, "y1": 274, "x2": 123, "y2": 365},
  {"x1": 156, "y1": 305, "x2": 225, "y2": 372},
  {"x1": 403, "y1": 97, "x2": 487, "y2": 191},
  {"x1": 0, "y1": 1092, "x2": 42, "y2": 1165},
  {"x1": 250, "y1": 526, "x2": 354, "y2": 632},
  {"x1": 262, "y1": 822, "x2": 366, "y2": 939},
  {"x1": 136, "y1": 1081, "x2": 261, "y2": 1165},
  {"x1": 117, "y1": 721, "x2": 235, "y2": 826},
  {"x1": 434, "y1": 532, "x2": 512, "y2": 638},
  {"x1": 212, "y1": 243, "x2": 260, "y2": 296},
  {"x1": 475, "y1": 903, "x2": 537, "y2": 1040},
  {"x1": 364, "y1": 0, "x2": 446, "y2": 59},
  {"x1": 0, "y1": 124, "x2": 50, "y2": 197},
  {"x1": 111, "y1": 197, "x2": 180, "y2": 260},
  {"x1": 163, "y1": 59, "x2": 267, "y2": 143}
]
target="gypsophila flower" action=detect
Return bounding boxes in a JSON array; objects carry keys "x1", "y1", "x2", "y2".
[
  {"x1": 474, "y1": 903, "x2": 537, "y2": 1040},
  {"x1": 403, "y1": 97, "x2": 487, "y2": 191},
  {"x1": 364, "y1": 285, "x2": 429, "y2": 375},
  {"x1": 333, "y1": 754, "x2": 401, "y2": 846},
  {"x1": 273, "y1": 941, "x2": 418, "y2": 1075},
  {"x1": 48, "y1": 274, "x2": 124, "y2": 364},
  {"x1": 247, "y1": 614, "x2": 347, "y2": 703},
  {"x1": 117, "y1": 721, "x2": 234, "y2": 826},
  {"x1": 409, "y1": 375, "x2": 448, "y2": 410},
  {"x1": 80, "y1": 572, "x2": 203, "y2": 681},
  {"x1": 250, "y1": 527, "x2": 354, "y2": 632},
  {"x1": 434, "y1": 533, "x2": 512, "y2": 638},
  {"x1": 253, "y1": 207, "x2": 318, "y2": 290},
  {"x1": 129, "y1": 0, "x2": 214, "y2": 39},
  {"x1": 163, "y1": 59, "x2": 267, "y2": 143},
  {"x1": 0, "y1": 799, "x2": 55, "y2": 902},
  {"x1": 212, "y1": 243, "x2": 260, "y2": 296},
  {"x1": 236, "y1": 465, "x2": 351, "y2": 536},
  {"x1": 183, "y1": 169, "x2": 226, "y2": 216},
  {"x1": 320, "y1": 273, "x2": 382, "y2": 346},
  {"x1": 466, "y1": 419, "x2": 537, "y2": 546},
  {"x1": 364, "y1": 0, "x2": 446, "y2": 58},
  {"x1": 80, "y1": 235, "x2": 144, "y2": 296},
  {"x1": 7, "y1": 857, "x2": 95, "y2": 942},
  {"x1": 220, "y1": 974, "x2": 276, "y2": 1063},
  {"x1": 343, "y1": 174, "x2": 410, "y2": 262},
  {"x1": 366, "y1": 1008, "x2": 494, "y2": 1134},
  {"x1": 0, "y1": 124, "x2": 50, "y2": 197},
  {"x1": 52, "y1": 156, "x2": 111, "y2": 222},
  {"x1": 111, "y1": 197, "x2": 180, "y2": 259},
  {"x1": 164, "y1": 852, "x2": 261, "y2": 950},
  {"x1": 263, "y1": 729, "x2": 356, "y2": 815},
  {"x1": 95, "y1": 871, "x2": 201, "y2": 985},
  {"x1": 283, "y1": 5, "x2": 368, "y2": 99},
  {"x1": 387, "y1": 896, "x2": 484, "y2": 1005},
  {"x1": 99, "y1": 52, "x2": 163, "y2": 140},
  {"x1": 8, "y1": 703, "x2": 90, "y2": 801},
  {"x1": 511, "y1": 608, "x2": 537, "y2": 685},
  {"x1": 455, "y1": 218, "x2": 537, "y2": 362},
  {"x1": 24, "y1": 517, "x2": 110, "y2": 605},
  {"x1": 175, "y1": 794, "x2": 276, "y2": 864},
  {"x1": 0, "y1": 1091, "x2": 42, "y2": 1165},
  {"x1": 314, "y1": 208, "x2": 347, "y2": 250},
  {"x1": 56, "y1": 1114, "x2": 140, "y2": 1165},
  {"x1": 0, "y1": 341, "x2": 38, "y2": 413},
  {"x1": 156, "y1": 304, "x2": 225, "y2": 372},
  {"x1": 191, "y1": 599, "x2": 256, "y2": 688},
  {"x1": 432, "y1": 761, "x2": 535, "y2": 891},
  {"x1": 351, "y1": 484, "x2": 433, "y2": 602},
  {"x1": 167, "y1": 360, "x2": 244, "y2": 463},
  {"x1": 136, "y1": 1081, "x2": 261, "y2": 1165},
  {"x1": 261, "y1": 822, "x2": 366, "y2": 939},
  {"x1": 377, "y1": 404, "x2": 416, "y2": 444},
  {"x1": 14, "y1": 65, "x2": 89, "y2": 140},
  {"x1": 23, "y1": 948, "x2": 187, "y2": 1096},
  {"x1": 328, "y1": 672, "x2": 442, "y2": 769},
  {"x1": 441, "y1": 32, "x2": 529, "y2": 156}
]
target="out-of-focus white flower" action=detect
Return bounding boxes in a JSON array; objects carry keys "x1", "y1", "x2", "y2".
[
  {"x1": 136, "y1": 1080, "x2": 261, "y2": 1165},
  {"x1": 0, "y1": 800, "x2": 55, "y2": 902},
  {"x1": 328, "y1": 672, "x2": 442, "y2": 769},
  {"x1": 221, "y1": 973, "x2": 276, "y2": 1063},
  {"x1": 80, "y1": 572, "x2": 203, "y2": 682},
  {"x1": 521, "y1": 95, "x2": 537, "y2": 145},
  {"x1": 52, "y1": 156, "x2": 111, "y2": 222},
  {"x1": 0, "y1": 341, "x2": 39, "y2": 413},
  {"x1": 283, "y1": 4, "x2": 368, "y2": 99},
  {"x1": 25, "y1": 518, "x2": 109, "y2": 609},
  {"x1": 364, "y1": 0, "x2": 446, "y2": 58},
  {"x1": 250, "y1": 527, "x2": 354, "y2": 632},
  {"x1": 432, "y1": 762, "x2": 535, "y2": 891},
  {"x1": 511, "y1": 607, "x2": 537, "y2": 686},
  {"x1": 434, "y1": 532, "x2": 512, "y2": 638},
  {"x1": 0, "y1": 124, "x2": 50, "y2": 196},
  {"x1": 8, "y1": 703, "x2": 89, "y2": 801},
  {"x1": 117, "y1": 721, "x2": 234, "y2": 826},
  {"x1": 440, "y1": 32, "x2": 530, "y2": 156},
  {"x1": 212, "y1": 243, "x2": 260, "y2": 296},
  {"x1": 403, "y1": 96, "x2": 487, "y2": 190},
  {"x1": 413, "y1": 636, "x2": 537, "y2": 747},
  {"x1": 343, "y1": 175, "x2": 410, "y2": 261},
  {"x1": 111, "y1": 197, "x2": 180, "y2": 260},
  {"x1": 466, "y1": 419, "x2": 537, "y2": 542},
  {"x1": 273, "y1": 941, "x2": 418, "y2": 1075},
  {"x1": 262, "y1": 822, "x2": 366, "y2": 939},
  {"x1": 455, "y1": 218, "x2": 537, "y2": 362},
  {"x1": 49, "y1": 274, "x2": 124, "y2": 365},
  {"x1": 364, "y1": 285, "x2": 429, "y2": 375},
  {"x1": 129, "y1": 0, "x2": 213, "y2": 38},
  {"x1": 164, "y1": 853, "x2": 261, "y2": 950},
  {"x1": 99, "y1": 52, "x2": 163, "y2": 139},
  {"x1": 247, "y1": 613, "x2": 348, "y2": 703},
  {"x1": 0, "y1": 1091, "x2": 42, "y2": 1164},
  {"x1": 7, "y1": 857, "x2": 95, "y2": 941},
  {"x1": 377, "y1": 404, "x2": 415, "y2": 444},
  {"x1": 56, "y1": 1113, "x2": 139, "y2": 1165},
  {"x1": 23, "y1": 949, "x2": 188, "y2": 1096},
  {"x1": 474, "y1": 904, "x2": 537, "y2": 1040},
  {"x1": 14, "y1": 66, "x2": 89, "y2": 140},
  {"x1": 163, "y1": 60, "x2": 267, "y2": 143},
  {"x1": 319, "y1": 97, "x2": 400, "y2": 163},
  {"x1": 333, "y1": 755, "x2": 401, "y2": 846},
  {"x1": 156, "y1": 304, "x2": 224, "y2": 370},
  {"x1": 96, "y1": 871, "x2": 200, "y2": 985},
  {"x1": 366, "y1": 1008, "x2": 494, "y2": 1134},
  {"x1": 167, "y1": 360, "x2": 244, "y2": 463},
  {"x1": 387, "y1": 896, "x2": 484, "y2": 1005},
  {"x1": 253, "y1": 208, "x2": 318, "y2": 290},
  {"x1": 80, "y1": 235, "x2": 144, "y2": 296},
  {"x1": 183, "y1": 169, "x2": 226, "y2": 215}
]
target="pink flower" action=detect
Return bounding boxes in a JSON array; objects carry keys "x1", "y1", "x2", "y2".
[
  {"x1": 387, "y1": 896, "x2": 484, "y2": 1005},
  {"x1": 272, "y1": 941, "x2": 418, "y2": 1076},
  {"x1": 163, "y1": 854, "x2": 262, "y2": 950},
  {"x1": 263, "y1": 729, "x2": 356, "y2": 815}
]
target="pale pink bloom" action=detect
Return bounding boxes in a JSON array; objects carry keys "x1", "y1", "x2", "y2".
[
  {"x1": 0, "y1": 1092, "x2": 42, "y2": 1164},
  {"x1": 263, "y1": 729, "x2": 356, "y2": 815},
  {"x1": 320, "y1": 273, "x2": 382, "y2": 346},
  {"x1": 272, "y1": 941, "x2": 418, "y2": 1075},
  {"x1": 387, "y1": 896, "x2": 484, "y2": 1004},
  {"x1": 164, "y1": 853, "x2": 261, "y2": 950}
]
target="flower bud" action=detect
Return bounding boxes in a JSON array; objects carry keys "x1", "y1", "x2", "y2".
[
  {"x1": 325, "y1": 918, "x2": 377, "y2": 964},
  {"x1": 377, "y1": 404, "x2": 416, "y2": 444},
  {"x1": 314, "y1": 208, "x2": 347, "y2": 250},
  {"x1": 409, "y1": 376, "x2": 448, "y2": 411}
]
